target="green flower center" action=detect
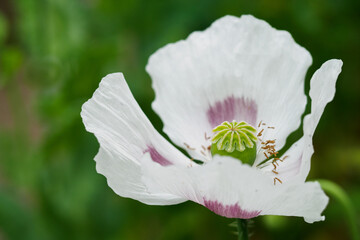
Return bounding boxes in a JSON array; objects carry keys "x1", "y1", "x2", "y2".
[{"x1": 211, "y1": 120, "x2": 257, "y2": 165}]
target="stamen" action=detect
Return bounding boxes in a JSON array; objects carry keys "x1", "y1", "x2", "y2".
[
  {"x1": 204, "y1": 132, "x2": 211, "y2": 140},
  {"x1": 184, "y1": 142, "x2": 195, "y2": 150},
  {"x1": 272, "y1": 162, "x2": 277, "y2": 169},
  {"x1": 274, "y1": 177, "x2": 283, "y2": 185},
  {"x1": 272, "y1": 159, "x2": 279, "y2": 166},
  {"x1": 255, "y1": 122, "x2": 287, "y2": 186}
]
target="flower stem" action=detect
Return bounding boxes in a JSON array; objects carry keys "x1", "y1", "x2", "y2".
[
  {"x1": 318, "y1": 179, "x2": 360, "y2": 240},
  {"x1": 236, "y1": 219, "x2": 249, "y2": 240}
]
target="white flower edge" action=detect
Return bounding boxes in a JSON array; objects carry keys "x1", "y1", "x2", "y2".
[
  {"x1": 261, "y1": 59, "x2": 343, "y2": 183},
  {"x1": 141, "y1": 154, "x2": 328, "y2": 223},
  {"x1": 140, "y1": 60, "x2": 342, "y2": 223},
  {"x1": 80, "y1": 21, "x2": 343, "y2": 222},
  {"x1": 81, "y1": 73, "x2": 192, "y2": 205},
  {"x1": 147, "y1": 15, "x2": 311, "y2": 162}
]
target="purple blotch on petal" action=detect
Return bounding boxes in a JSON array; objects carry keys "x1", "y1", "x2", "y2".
[
  {"x1": 145, "y1": 146, "x2": 173, "y2": 166},
  {"x1": 203, "y1": 198, "x2": 261, "y2": 219},
  {"x1": 207, "y1": 96, "x2": 257, "y2": 127}
]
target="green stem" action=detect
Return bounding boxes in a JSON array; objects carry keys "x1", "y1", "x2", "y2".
[
  {"x1": 318, "y1": 179, "x2": 360, "y2": 240},
  {"x1": 236, "y1": 219, "x2": 249, "y2": 240}
]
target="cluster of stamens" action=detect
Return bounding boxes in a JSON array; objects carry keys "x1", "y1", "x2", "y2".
[
  {"x1": 256, "y1": 120, "x2": 287, "y2": 185},
  {"x1": 184, "y1": 120, "x2": 288, "y2": 185},
  {"x1": 183, "y1": 133, "x2": 212, "y2": 162}
]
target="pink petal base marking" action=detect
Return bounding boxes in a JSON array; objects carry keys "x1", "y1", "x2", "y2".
[
  {"x1": 144, "y1": 146, "x2": 173, "y2": 166},
  {"x1": 203, "y1": 198, "x2": 261, "y2": 219},
  {"x1": 207, "y1": 96, "x2": 257, "y2": 128}
]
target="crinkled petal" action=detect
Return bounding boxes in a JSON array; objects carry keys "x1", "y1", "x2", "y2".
[
  {"x1": 94, "y1": 147, "x2": 185, "y2": 205},
  {"x1": 146, "y1": 15, "x2": 311, "y2": 161},
  {"x1": 142, "y1": 155, "x2": 328, "y2": 222},
  {"x1": 262, "y1": 60, "x2": 342, "y2": 182},
  {"x1": 259, "y1": 137, "x2": 305, "y2": 182},
  {"x1": 81, "y1": 73, "x2": 191, "y2": 205},
  {"x1": 299, "y1": 59, "x2": 343, "y2": 181}
]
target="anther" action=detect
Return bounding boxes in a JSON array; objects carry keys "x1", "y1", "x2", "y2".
[
  {"x1": 204, "y1": 132, "x2": 211, "y2": 140},
  {"x1": 184, "y1": 142, "x2": 195, "y2": 150},
  {"x1": 272, "y1": 162, "x2": 277, "y2": 169},
  {"x1": 274, "y1": 177, "x2": 283, "y2": 185},
  {"x1": 266, "y1": 140, "x2": 276, "y2": 144}
]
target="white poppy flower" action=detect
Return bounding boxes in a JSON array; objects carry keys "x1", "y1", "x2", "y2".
[{"x1": 81, "y1": 15, "x2": 342, "y2": 223}]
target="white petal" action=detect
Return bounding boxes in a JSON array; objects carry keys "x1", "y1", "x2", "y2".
[
  {"x1": 142, "y1": 155, "x2": 328, "y2": 222},
  {"x1": 81, "y1": 73, "x2": 191, "y2": 205},
  {"x1": 146, "y1": 15, "x2": 311, "y2": 161},
  {"x1": 262, "y1": 180, "x2": 329, "y2": 223},
  {"x1": 299, "y1": 59, "x2": 343, "y2": 181},
  {"x1": 265, "y1": 60, "x2": 343, "y2": 183},
  {"x1": 259, "y1": 137, "x2": 305, "y2": 182},
  {"x1": 95, "y1": 147, "x2": 185, "y2": 205}
]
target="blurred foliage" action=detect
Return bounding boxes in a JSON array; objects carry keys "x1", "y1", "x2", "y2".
[{"x1": 0, "y1": 0, "x2": 359, "y2": 239}]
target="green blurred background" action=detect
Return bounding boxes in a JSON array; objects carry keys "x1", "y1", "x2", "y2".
[{"x1": 0, "y1": 0, "x2": 359, "y2": 239}]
